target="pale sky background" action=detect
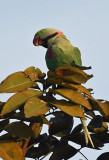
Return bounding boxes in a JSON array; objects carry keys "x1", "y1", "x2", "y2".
[{"x1": 0, "y1": 0, "x2": 109, "y2": 160}]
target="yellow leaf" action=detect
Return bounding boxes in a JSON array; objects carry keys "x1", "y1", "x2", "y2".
[
  {"x1": 24, "y1": 66, "x2": 46, "y2": 81},
  {"x1": 24, "y1": 97, "x2": 51, "y2": 118},
  {"x1": 1, "y1": 89, "x2": 42, "y2": 116},
  {"x1": 55, "y1": 66, "x2": 93, "y2": 84},
  {"x1": 0, "y1": 146, "x2": 12, "y2": 160},
  {"x1": 0, "y1": 141, "x2": 25, "y2": 160},
  {"x1": 51, "y1": 100, "x2": 85, "y2": 119},
  {"x1": 32, "y1": 123, "x2": 42, "y2": 138},
  {"x1": 0, "y1": 72, "x2": 35, "y2": 93},
  {"x1": 88, "y1": 98, "x2": 109, "y2": 118},
  {"x1": 97, "y1": 100, "x2": 109, "y2": 118},
  {"x1": 62, "y1": 83, "x2": 91, "y2": 96},
  {"x1": 50, "y1": 88, "x2": 92, "y2": 110}
]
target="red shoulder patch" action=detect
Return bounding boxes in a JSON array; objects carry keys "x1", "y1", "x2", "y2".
[
  {"x1": 46, "y1": 48, "x2": 56, "y2": 58},
  {"x1": 55, "y1": 31, "x2": 63, "y2": 37}
]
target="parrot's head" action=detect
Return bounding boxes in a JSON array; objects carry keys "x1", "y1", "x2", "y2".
[{"x1": 33, "y1": 28, "x2": 63, "y2": 48}]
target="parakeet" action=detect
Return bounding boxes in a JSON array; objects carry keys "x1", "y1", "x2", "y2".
[
  {"x1": 33, "y1": 28, "x2": 94, "y2": 148},
  {"x1": 33, "y1": 28, "x2": 82, "y2": 70}
]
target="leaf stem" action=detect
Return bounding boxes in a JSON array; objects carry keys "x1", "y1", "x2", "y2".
[{"x1": 85, "y1": 115, "x2": 93, "y2": 120}]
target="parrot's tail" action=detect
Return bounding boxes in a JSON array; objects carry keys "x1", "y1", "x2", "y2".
[{"x1": 71, "y1": 61, "x2": 92, "y2": 70}]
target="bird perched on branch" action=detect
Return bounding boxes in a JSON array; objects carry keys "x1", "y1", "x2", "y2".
[
  {"x1": 33, "y1": 28, "x2": 94, "y2": 147},
  {"x1": 33, "y1": 28, "x2": 82, "y2": 70}
]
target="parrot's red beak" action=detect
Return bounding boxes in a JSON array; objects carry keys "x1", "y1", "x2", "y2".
[
  {"x1": 33, "y1": 36, "x2": 45, "y2": 46},
  {"x1": 33, "y1": 36, "x2": 39, "y2": 46}
]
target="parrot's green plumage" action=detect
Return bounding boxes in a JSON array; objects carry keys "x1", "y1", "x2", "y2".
[{"x1": 33, "y1": 28, "x2": 82, "y2": 70}]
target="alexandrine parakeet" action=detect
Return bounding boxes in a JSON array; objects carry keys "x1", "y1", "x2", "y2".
[
  {"x1": 33, "y1": 28, "x2": 94, "y2": 147},
  {"x1": 33, "y1": 28, "x2": 82, "y2": 70}
]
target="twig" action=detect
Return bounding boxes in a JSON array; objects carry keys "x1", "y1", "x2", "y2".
[
  {"x1": 45, "y1": 108, "x2": 57, "y2": 117},
  {"x1": 22, "y1": 123, "x2": 40, "y2": 155},
  {"x1": 39, "y1": 152, "x2": 51, "y2": 160},
  {"x1": 78, "y1": 150, "x2": 88, "y2": 160},
  {"x1": 22, "y1": 137, "x2": 31, "y2": 155}
]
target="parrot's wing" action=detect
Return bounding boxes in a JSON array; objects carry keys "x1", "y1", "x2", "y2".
[
  {"x1": 51, "y1": 45, "x2": 72, "y2": 65},
  {"x1": 52, "y1": 45, "x2": 82, "y2": 66}
]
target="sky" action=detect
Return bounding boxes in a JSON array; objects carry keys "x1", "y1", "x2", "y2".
[{"x1": 0, "y1": 0, "x2": 109, "y2": 159}]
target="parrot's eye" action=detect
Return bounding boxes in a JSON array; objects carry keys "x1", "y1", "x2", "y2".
[{"x1": 40, "y1": 30, "x2": 43, "y2": 33}]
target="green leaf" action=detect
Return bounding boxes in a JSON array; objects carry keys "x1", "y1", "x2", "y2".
[
  {"x1": 93, "y1": 132, "x2": 109, "y2": 145},
  {"x1": 26, "y1": 144, "x2": 51, "y2": 159},
  {"x1": 24, "y1": 97, "x2": 51, "y2": 118},
  {"x1": 50, "y1": 139, "x2": 77, "y2": 160},
  {"x1": 49, "y1": 112, "x2": 73, "y2": 137},
  {"x1": 88, "y1": 115, "x2": 108, "y2": 133},
  {"x1": 0, "y1": 101, "x2": 5, "y2": 106},
  {"x1": 92, "y1": 122, "x2": 108, "y2": 133},
  {"x1": 72, "y1": 124, "x2": 83, "y2": 134},
  {"x1": 0, "y1": 101, "x2": 5, "y2": 113},
  {"x1": 97, "y1": 152, "x2": 109, "y2": 160},
  {"x1": 50, "y1": 88, "x2": 92, "y2": 110},
  {"x1": 0, "y1": 133, "x2": 18, "y2": 141},
  {"x1": 69, "y1": 132, "x2": 103, "y2": 148},
  {"x1": 51, "y1": 100, "x2": 85, "y2": 118},
  {"x1": 0, "y1": 119, "x2": 9, "y2": 133},
  {"x1": 47, "y1": 78, "x2": 62, "y2": 86},
  {"x1": 1, "y1": 89, "x2": 42, "y2": 116},
  {"x1": 0, "y1": 72, "x2": 36, "y2": 93},
  {"x1": 0, "y1": 141, "x2": 25, "y2": 160},
  {"x1": 4, "y1": 122, "x2": 34, "y2": 138},
  {"x1": 55, "y1": 66, "x2": 93, "y2": 84},
  {"x1": 12, "y1": 111, "x2": 50, "y2": 125}
]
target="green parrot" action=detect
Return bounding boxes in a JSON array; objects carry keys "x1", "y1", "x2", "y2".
[
  {"x1": 33, "y1": 28, "x2": 82, "y2": 70},
  {"x1": 33, "y1": 28, "x2": 94, "y2": 148}
]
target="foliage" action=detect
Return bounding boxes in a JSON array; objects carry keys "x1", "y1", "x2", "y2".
[{"x1": 0, "y1": 66, "x2": 109, "y2": 160}]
